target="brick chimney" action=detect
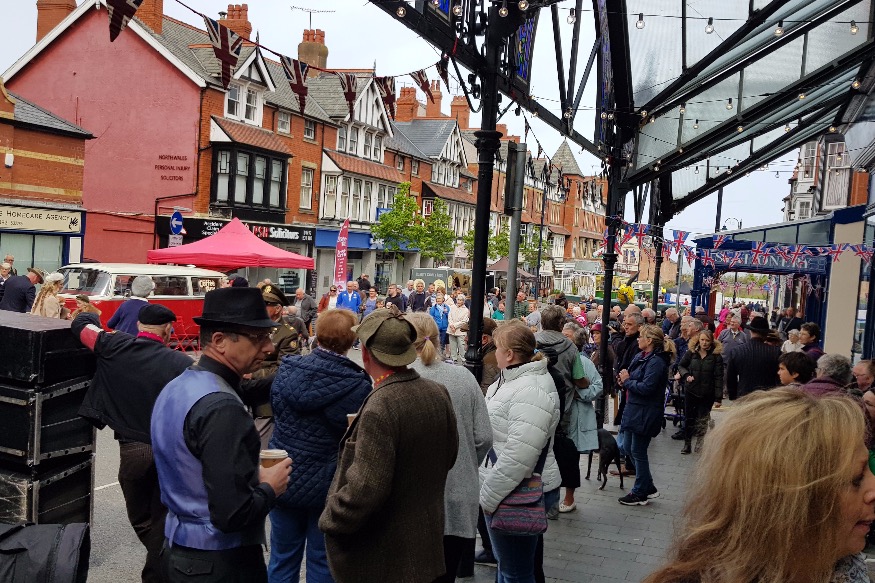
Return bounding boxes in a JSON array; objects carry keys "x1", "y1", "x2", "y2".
[
  {"x1": 450, "y1": 96, "x2": 469, "y2": 129},
  {"x1": 496, "y1": 123, "x2": 508, "y2": 139},
  {"x1": 36, "y1": 0, "x2": 76, "y2": 42},
  {"x1": 219, "y1": 4, "x2": 252, "y2": 39},
  {"x1": 298, "y1": 29, "x2": 328, "y2": 75},
  {"x1": 135, "y1": 0, "x2": 164, "y2": 35},
  {"x1": 396, "y1": 86, "x2": 418, "y2": 122},
  {"x1": 425, "y1": 80, "x2": 442, "y2": 118}
]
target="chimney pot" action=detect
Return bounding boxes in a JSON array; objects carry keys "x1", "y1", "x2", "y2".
[
  {"x1": 425, "y1": 79, "x2": 443, "y2": 118},
  {"x1": 298, "y1": 28, "x2": 328, "y2": 74},
  {"x1": 219, "y1": 2, "x2": 251, "y2": 39}
]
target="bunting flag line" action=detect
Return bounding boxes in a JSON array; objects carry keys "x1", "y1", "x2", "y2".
[
  {"x1": 850, "y1": 244, "x2": 874, "y2": 265},
  {"x1": 786, "y1": 275, "x2": 795, "y2": 291},
  {"x1": 683, "y1": 245, "x2": 696, "y2": 267},
  {"x1": 335, "y1": 72, "x2": 359, "y2": 120},
  {"x1": 820, "y1": 243, "x2": 848, "y2": 262},
  {"x1": 672, "y1": 230, "x2": 689, "y2": 250},
  {"x1": 712, "y1": 234, "x2": 729, "y2": 249},
  {"x1": 436, "y1": 53, "x2": 451, "y2": 92},
  {"x1": 203, "y1": 15, "x2": 244, "y2": 89},
  {"x1": 280, "y1": 56, "x2": 309, "y2": 115},
  {"x1": 750, "y1": 242, "x2": 768, "y2": 265},
  {"x1": 374, "y1": 76, "x2": 397, "y2": 119},
  {"x1": 107, "y1": 0, "x2": 144, "y2": 41},
  {"x1": 619, "y1": 224, "x2": 635, "y2": 249},
  {"x1": 410, "y1": 69, "x2": 434, "y2": 103},
  {"x1": 785, "y1": 245, "x2": 808, "y2": 266},
  {"x1": 631, "y1": 223, "x2": 650, "y2": 247},
  {"x1": 726, "y1": 251, "x2": 744, "y2": 269},
  {"x1": 700, "y1": 250, "x2": 715, "y2": 267}
]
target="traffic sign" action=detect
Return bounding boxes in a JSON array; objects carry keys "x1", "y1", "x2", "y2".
[
  {"x1": 168, "y1": 234, "x2": 183, "y2": 247},
  {"x1": 170, "y1": 211, "x2": 184, "y2": 235}
]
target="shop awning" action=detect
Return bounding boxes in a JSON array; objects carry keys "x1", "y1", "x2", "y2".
[
  {"x1": 147, "y1": 218, "x2": 314, "y2": 270},
  {"x1": 487, "y1": 257, "x2": 536, "y2": 279}
]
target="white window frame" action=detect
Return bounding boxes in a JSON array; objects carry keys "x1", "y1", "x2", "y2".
[
  {"x1": 363, "y1": 132, "x2": 372, "y2": 159},
  {"x1": 801, "y1": 143, "x2": 816, "y2": 180},
  {"x1": 225, "y1": 81, "x2": 263, "y2": 126},
  {"x1": 244, "y1": 87, "x2": 258, "y2": 122},
  {"x1": 423, "y1": 199, "x2": 434, "y2": 216},
  {"x1": 397, "y1": 155, "x2": 405, "y2": 171},
  {"x1": 300, "y1": 167, "x2": 314, "y2": 210},
  {"x1": 373, "y1": 136, "x2": 383, "y2": 161},
  {"x1": 227, "y1": 84, "x2": 241, "y2": 117},
  {"x1": 321, "y1": 175, "x2": 338, "y2": 219},
  {"x1": 304, "y1": 119, "x2": 316, "y2": 140},
  {"x1": 348, "y1": 127, "x2": 359, "y2": 155},
  {"x1": 277, "y1": 111, "x2": 291, "y2": 134},
  {"x1": 338, "y1": 126, "x2": 347, "y2": 150},
  {"x1": 411, "y1": 160, "x2": 419, "y2": 176},
  {"x1": 797, "y1": 200, "x2": 812, "y2": 220}
]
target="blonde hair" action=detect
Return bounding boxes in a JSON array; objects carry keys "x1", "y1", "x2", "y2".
[
  {"x1": 414, "y1": 278, "x2": 425, "y2": 288},
  {"x1": 31, "y1": 278, "x2": 61, "y2": 316},
  {"x1": 433, "y1": 279, "x2": 446, "y2": 292},
  {"x1": 492, "y1": 320, "x2": 542, "y2": 363},
  {"x1": 406, "y1": 313, "x2": 440, "y2": 366},
  {"x1": 638, "y1": 324, "x2": 676, "y2": 359},
  {"x1": 645, "y1": 389, "x2": 867, "y2": 583}
]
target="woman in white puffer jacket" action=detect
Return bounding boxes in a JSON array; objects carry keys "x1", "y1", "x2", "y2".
[{"x1": 480, "y1": 321, "x2": 560, "y2": 583}]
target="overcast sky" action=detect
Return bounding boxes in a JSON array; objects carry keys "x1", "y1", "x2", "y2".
[{"x1": 0, "y1": 0, "x2": 798, "y2": 240}]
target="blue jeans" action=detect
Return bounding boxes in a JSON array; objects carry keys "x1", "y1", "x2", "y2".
[
  {"x1": 627, "y1": 431, "x2": 654, "y2": 497},
  {"x1": 485, "y1": 497, "x2": 545, "y2": 583},
  {"x1": 268, "y1": 506, "x2": 334, "y2": 583}
]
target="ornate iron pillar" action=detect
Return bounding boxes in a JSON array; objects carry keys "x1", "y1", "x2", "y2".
[{"x1": 652, "y1": 227, "x2": 664, "y2": 311}]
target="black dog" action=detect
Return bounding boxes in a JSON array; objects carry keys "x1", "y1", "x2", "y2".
[{"x1": 585, "y1": 428, "x2": 624, "y2": 490}]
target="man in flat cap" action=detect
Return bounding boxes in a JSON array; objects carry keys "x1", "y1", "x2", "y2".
[
  {"x1": 108, "y1": 275, "x2": 154, "y2": 335},
  {"x1": 319, "y1": 306, "x2": 459, "y2": 583},
  {"x1": 151, "y1": 288, "x2": 291, "y2": 582},
  {"x1": 0, "y1": 266, "x2": 44, "y2": 313},
  {"x1": 72, "y1": 303, "x2": 194, "y2": 583},
  {"x1": 251, "y1": 284, "x2": 300, "y2": 449}
]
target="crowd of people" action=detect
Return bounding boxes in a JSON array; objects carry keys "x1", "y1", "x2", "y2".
[{"x1": 5, "y1": 259, "x2": 875, "y2": 582}]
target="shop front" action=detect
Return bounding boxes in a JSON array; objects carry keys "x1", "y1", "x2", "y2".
[
  {"x1": 0, "y1": 202, "x2": 85, "y2": 272},
  {"x1": 156, "y1": 216, "x2": 314, "y2": 293}
]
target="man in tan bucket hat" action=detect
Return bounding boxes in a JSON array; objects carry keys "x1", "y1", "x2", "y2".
[{"x1": 319, "y1": 306, "x2": 459, "y2": 583}]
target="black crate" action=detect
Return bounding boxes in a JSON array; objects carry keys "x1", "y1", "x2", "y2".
[
  {"x1": 0, "y1": 311, "x2": 95, "y2": 385},
  {"x1": 0, "y1": 456, "x2": 93, "y2": 524},
  {"x1": 0, "y1": 377, "x2": 95, "y2": 469}
]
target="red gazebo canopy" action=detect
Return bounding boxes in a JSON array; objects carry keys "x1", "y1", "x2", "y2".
[{"x1": 147, "y1": 218, "x2": 314, "y2": 270}]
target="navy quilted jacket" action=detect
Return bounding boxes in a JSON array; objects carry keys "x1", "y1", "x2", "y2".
[{"x1": 270, "y1": 348, "x2": 372, "y2": 508}]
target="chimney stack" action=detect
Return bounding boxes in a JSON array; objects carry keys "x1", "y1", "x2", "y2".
[
  {"x1": 36, "y1": 0, "x2": 76, "y2": 42},
  {"x1": 135, "y1": 0, "x2": 164, "y2": 34},
  {"x1": 219, "y1": 4, "x2": 252, "y2": 39},
  {"x1": 396, "y1": 87, "x2": 418, "y2": 122},
  {"x1": 496, "y1": 124, "x2": 508, "y2": 139},
  {"x1": 450, "y1": 96, "x2": 469, "y2": 129},
  {"x1": 298, "y1": 29, "x2": 328, "y2": 75},
  {"x1": 425, "y1": 80, "x2": 443, "y2": 118}
]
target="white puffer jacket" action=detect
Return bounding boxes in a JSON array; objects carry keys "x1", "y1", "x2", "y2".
[{"x1": 479, "y1": 358, "x2": 561, "y2": 513}]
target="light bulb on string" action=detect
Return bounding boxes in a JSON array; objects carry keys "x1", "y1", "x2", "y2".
[
  {"x1": 798, "y1": 93, "x2": 806, "y2": 100},
  {"x1": 726, "y1": 98, "x2": 733, "y2": 110},
  {"x1": 784, "y1": 124, "x2": 791, "y2": 132},
  {"x1": 737, "y1": 125, "x2": 743, "y2": 133},
  {"x1": 853, "y1": 80, "x2": 862, "y2": 89},
  {"x1": 564, "y1": 109, "x2": 573, "y2": 119},
  {"x1": 851, "y1": 20, "x2": 859, "y2": 35},
  {"x1": 499, "y1": 1, "x2": 509, "y2": 17},
  {"x1": 775, "y1": 171, "x2": 780, "y2": 178},
  {"x1": 679, "y1": 103, "x2": 686, "y2": 114},
  {"x1": 567, "y1": 9, "x2": 576, "y2": 24},
  {"x1": 518, "y1": 0, "x2": 529, "y2": 10},
  {"x1": 774, "y1": 20, "x2": 784, "y2": 36},
  {"x1": 636, "y1": 13, "x2": 645, "y2": 29},
  {"x1": 607, "y1": 112, "x2": 614, "y2": 120},
  {"x1": 829, "y1": 126, "x2": 837, "y2": 133},
  {"x1": 452, "y1": 1, "x2": 462, "y2": 16},
  {"x1": 430, "y1": 0, "x2": 440, "y2": 6},
  {"x1": 693, "y1": 119, "x2": 699, "y2": 129},
  {"x1": 694, "y1": 166, "x2": 699, "y2": 174},
  {"x1": 705, "y1": 17, "x2": 714, "y2": 34},
  {"x1": 396, "y1": 5, "x2": 407, "y2": 17},
  {"x1": 600, "y1": 110, "x2": 607, "y2": 120}
]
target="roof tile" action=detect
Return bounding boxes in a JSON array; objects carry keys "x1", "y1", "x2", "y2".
[
  {"x1": 325, "y1": 149, "x2": 404, "y2": 183},
  {"x1": 7, "y1": 91, "x2": 91, "y2": 137},
  {"x1": 424, "y1": 182, "x2": 475, "y2": 205},
  {"x1": 212, "y1": 116, "x2": 292, "y2": 155}
]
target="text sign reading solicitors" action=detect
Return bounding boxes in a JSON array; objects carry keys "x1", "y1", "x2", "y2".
[{"x1": 160, "y1": 218, "x2": 314, "y2": 243}]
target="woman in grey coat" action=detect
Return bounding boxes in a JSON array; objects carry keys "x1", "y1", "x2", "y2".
[
  {"x1": 406, "y1": 313, "x2": 493, "y2": 583},
  {"x1": 562, "y1": 323, "x2": 604, "y2": 453}
]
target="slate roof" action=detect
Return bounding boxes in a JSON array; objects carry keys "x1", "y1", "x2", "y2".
[
  {"x1": 212, "y1": 116, "x2": 291, "y2": 155},
  {"x1": 549, "y1": 225, "x2": 572, "y2": 236},
  {"x1": 552, "y1": 140, "x2": 583, "y2": 176},
  {"x1": 385, "y1": 123, "x2": 428, "y2": 160},
  {"x1": 423, "y1": 182, "x2": 475, "y2": 205},
  {"x1": 391, "y1": 119, "x2": 457, "y2": 158},
  {"x1": 461, "y1": 129, "x2": 511, "y2": 162},
  {"x1": 324, "y1": 149, "x2": 404, "y2": 183},
  {"x1": 305, "y1": 72, "x2": 372, "y2": 120},
  {"x1": 143, "y1": 17, "x2": 332, "y2": 124},
  {"x1": 6, "y1": 91, "x2": 91, "y2": 138}
]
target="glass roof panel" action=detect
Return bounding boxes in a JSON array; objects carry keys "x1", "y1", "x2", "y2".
[
  {"x1": 804, "y1": 4, "x2": 871, "y2": 75},
  {"x1": 636, "y1": 115, "x2": 680, "y2": 167},
  {"x1": 672, "y1": 163, "x2": 708, "y2": 196},
  {"x1": 683, "y1": 1, "x2": 748, "y2": 67},
  {"x1": 627, "y1": 2, "x2": 683, "y2": 104},
  {"x1": 740, "y1": 37, "x2": 805, "y2": 112}
]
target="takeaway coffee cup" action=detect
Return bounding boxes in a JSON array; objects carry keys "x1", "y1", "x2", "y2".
[{"x1": 260, "y1": 449, "x2": 289, "y2": 468}]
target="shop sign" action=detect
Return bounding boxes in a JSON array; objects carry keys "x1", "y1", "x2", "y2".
[
  {"x1": 0, "y1": 204, "x2": 83, "y2": 234},
  {"x1": 158, "y1": 217, "x2": 314, "y2": 244}
]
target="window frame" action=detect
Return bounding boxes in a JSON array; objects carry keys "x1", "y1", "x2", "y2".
[
  {"x1": 211, "y1": 146, "x2": 287, "y2": 211},
  {"x1": 227, "y1": 84, "x2": 241, "y2": 117},
  {"x1": 348, "y1": 127, "x2": 359, "y2": 155},
  {"x1": 338, "y1": 126, "x2": 347, "y2": 150},
  {"x1": 303, "y1": 119, "x2": 316, "y2": 140},
  {"x1": 411, "y1": 159, "x2": 419, "y2": 176},
  {"x1": 277, "y1": 111, "x2": 291, "y2": 134},
  {"x1": 396, "y1": 155, "x2": 405, "y2": 171},
  {"x1": 363, "y1": 132, "x2": 373, "y2": 159},
  {"x1": 300, "y1": 167, "x2": 314, "y2": 210}
]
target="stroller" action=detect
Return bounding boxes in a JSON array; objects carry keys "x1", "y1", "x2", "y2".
[{"x1": 663, "y1": 377, "x2": 685, "y2": 429}]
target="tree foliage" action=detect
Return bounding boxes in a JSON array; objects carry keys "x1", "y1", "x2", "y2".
[
  {"x1": 462, "y1": 225, "x2": 510, "y2": 261},
  {"x1": 419, "y1": 198, "x2": 456, "y2": 261},
  {"x1": 371, "y1": 183, "x2": 457, "y2": 260}
]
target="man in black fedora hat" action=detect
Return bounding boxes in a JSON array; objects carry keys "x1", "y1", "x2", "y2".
[
  {"x1": 319, "y1": 306, "x2": 458, "y2": 583},
  {"x1": 726, "y1": 316, "x2": 781, "y2": 400},
  {"x1": 151, "y1": 288, "x2": 292, "y2": 582},
  {"x1": 72, "y1": 303, "x2": 193, "y2": 583}
]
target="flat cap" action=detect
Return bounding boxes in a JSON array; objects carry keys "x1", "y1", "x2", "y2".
[{"x1": 138, "y1": 304, "x2": 177, "y2": 325}]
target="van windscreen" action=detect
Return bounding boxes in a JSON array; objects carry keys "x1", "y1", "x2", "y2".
[{"x1": 60, "y1": 268, "x2": 112, "y2": 297}]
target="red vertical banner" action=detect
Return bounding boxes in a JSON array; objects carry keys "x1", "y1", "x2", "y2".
[{"x1": 333, "y1": 218, "x2": 350, "y2": 289}]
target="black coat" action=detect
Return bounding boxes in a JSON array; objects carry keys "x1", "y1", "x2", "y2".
[
  {"x1": 726, "y1": 338, "x2": 781, "y2": 400},
  {"x1": 677, "y1": 345, "x2": 724, "y2": 401},
  {"x1": 0, "y1": 275, "x2": 35, "y2": 313}
]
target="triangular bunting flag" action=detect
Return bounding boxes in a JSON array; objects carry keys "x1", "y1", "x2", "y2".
[
  {"x1": 850, "y1": 244, "x2": 874, "y2": 265},
  {"x1": 107, "y1": 0, "x2": 144, "y2": 42},
  {"x1": 410, "y1": 69, "x2": 434, "y2": 103},
  {"x1": 436, "y1": 54, "x2": 451, "y2": 92},
  {"x1": 203, "y1": 16, "x2": 244, "y2": 90},
  {"x1": 672, "y1": 230, "x2": 688, "y2": 250},
  {"x1": 335, "y1": 72, "x2": 359, "y2": 120},
  {"x1": 683, "y1": 245, "x2": 696, "y2": 267},
  {"x1": 712, "y1": 234, "x2": 729, "y2": 249},
  {"x1": 374, "y1": 76, "x2": 397, "y2": 119},
  {"x1": 280, "y1": 56, "x2": 309, "y2": 115}
]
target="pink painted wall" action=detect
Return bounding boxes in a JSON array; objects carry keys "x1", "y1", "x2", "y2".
[{"x1": 8, "y1": 9, "x2": 201, "y2": 261}]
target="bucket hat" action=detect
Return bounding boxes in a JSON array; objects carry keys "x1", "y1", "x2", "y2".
[
  {"x1": 352, "y1": 307, "x2": 417, "y2": 366},
  {"x1": 193, "y1": 287, "x2": 276, "y2": 328},
  {"x1": 27, "y1": 267, "x2": 46, "y2": 284}
]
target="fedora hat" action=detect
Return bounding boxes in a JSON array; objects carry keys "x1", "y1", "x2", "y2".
[
  {"x1": 27, "y1": 267, "x2": 46, "y2": 284},
  {"x1": 352, "y1": 308, "x2": 417, "y2": 367},
  {"x1": 193, "y1": 288, "x2": 276, "y2": 328},
  {"x1": 747, "y1": 316, "x2": 771, "y2": 334}
]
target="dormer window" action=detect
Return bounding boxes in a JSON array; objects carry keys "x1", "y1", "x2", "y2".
[
  {"x1": 226, "y1": 82, "x2": 263, "y2": 125},
  {"x1": 227, "y1": 85, "x2": 241, "y2": 117}
]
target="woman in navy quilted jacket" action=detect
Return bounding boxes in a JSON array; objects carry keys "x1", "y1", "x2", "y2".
[{"x1": 267, "y1": 309, "x2": 372, "y2": 583}]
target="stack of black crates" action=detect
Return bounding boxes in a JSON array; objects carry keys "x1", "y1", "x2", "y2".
[{"x1": 0, "y1": 311, "x2": 96, "y2": 525}]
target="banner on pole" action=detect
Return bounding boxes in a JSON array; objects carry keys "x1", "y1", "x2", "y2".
[{"x1": 333, "y1": 218, "x2": 350, "y2": 289}]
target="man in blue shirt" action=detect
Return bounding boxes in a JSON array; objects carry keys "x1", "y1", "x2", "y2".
[{"x1": 336, "y1": 281, "x2": 361, "y2": 314}]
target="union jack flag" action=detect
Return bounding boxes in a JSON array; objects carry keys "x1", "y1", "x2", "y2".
[
  {"x1": 619, "y1": 224, "x2": 634, "y2": 248},
  {"x1": 410, "y1": 69, "x2": 434, "y2": 103},
  {"x1": 280, "y1": 56, "x2": 309, "y2": 115},
  {"x1": 107, "y1": 0, "x2": 143, "y2": 42},
  {"x1": 785, "y1": 245, "x2": 808, "y2": 266},
  {"x1": 821, "y1": 243, "x2": 848, "y2": 262},
  {"x1": 786, "y1": 275, "x2": 795, "y2": 291},
  {"x1": 750, "y1": 242, "x2": 769, "y2": 265},
  {"x1": 672, "y1": 230, "x2": 689, "y2": 250},
  {"x1": 436, "y1": 54, "x2": 451, "y2": 92},
  {"x1": 335, "y1": 72, "x2": 359, "y2": 120},
  {"x1": 712, "y1": 234, "x2": 729, "y2": 249},
  {"x1": 374, "y1": 76, "x2": 397, "y2": 120},
  {"x1": 631, "y1": 223, "x2": 650, "y2": 247},
  {"x1": 726, "y1": 251, "x2": 744, "y2": 269},
  {"x1": 850, "y1": 244, "x2": 874, "y2": 265},
  {"x1": 772, "y1": 246, "x2": 791, "y2": 262},
  {"x1": 203, "y1": 16, "x2": 244, "y2": 90},
  {"x1": 661, "y1": 241, "x2": 672, "y2": 260},
  {"x1": 683, "y1": 245, "x2": 696, "y2": 267},
  {"x1": 700, "y1": 250, "x2": 715, "y2": 267}
]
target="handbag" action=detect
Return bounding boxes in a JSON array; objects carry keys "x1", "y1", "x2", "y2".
[{"x1": 486, "y1": 439, "x2": 551, "y2": 536}]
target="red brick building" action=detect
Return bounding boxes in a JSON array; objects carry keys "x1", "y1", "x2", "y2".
[{"x1": 0, "y1": 77, "x2": 91, "y2": 271}]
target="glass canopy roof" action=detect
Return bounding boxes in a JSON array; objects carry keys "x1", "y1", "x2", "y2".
[{"x1": 613, "y1": 0, "x2": 875, "y2": 211}]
